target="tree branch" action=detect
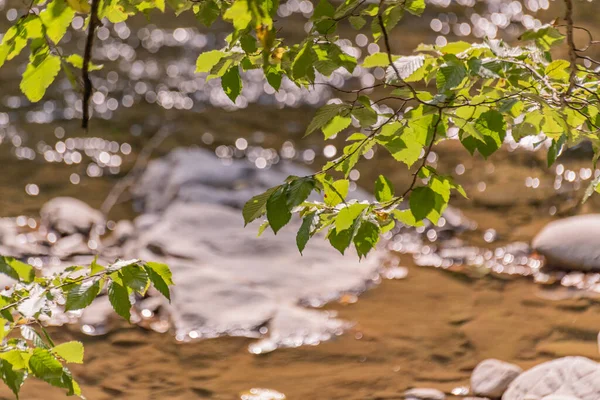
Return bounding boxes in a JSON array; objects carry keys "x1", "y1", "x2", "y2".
[
  {"x1": 82, "y1": 0, "x2": 101, "y2": 130},
  {"x1": 563, "y1": 0, "x2": 577, "y2": 95}
]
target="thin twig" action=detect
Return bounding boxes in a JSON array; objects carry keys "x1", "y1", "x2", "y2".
[
  {"x1": 82, "y1": 0, "x2": 101, "y2": 130},
  {"x1": 563, "y1": 0, "x2": 578, "y2": 95}
]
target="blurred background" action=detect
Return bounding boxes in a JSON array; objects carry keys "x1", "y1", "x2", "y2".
[{"x1": 1, "y1": 0, "x2": 600, "y2": 398}]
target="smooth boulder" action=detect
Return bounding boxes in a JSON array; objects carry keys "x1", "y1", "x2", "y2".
[
  {"x1": 502, "y1": 357, "x2": 600, "y2": 400},
  {"x1": 471, "y1": 359, "x2": 522, "y2": 398},
  {"x1": 532, "y1": 215, "x2": 600, "y2": 271}
]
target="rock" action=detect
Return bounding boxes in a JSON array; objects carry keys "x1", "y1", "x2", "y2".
[
  {"x1": 471, "y1": 359, "x2": 522, "y2": 398},
  {"x1": 40, "y1": 197, "x2": 104, "y2": 236},
  {"x1": 404, "y1": 388, "x2": 445, "y2": 400},
  {"x1": 50, "y1": 234, "x2": 89, "y2": 258},
  {"x1": 123, "y1": 201, "x2": 382, "y2": 349},
  {"x1": 532, "y1": 215, "x2": 600, "y2": 271},
  {"x1": 103, "y1": 220, "x2": 135, "y2": 248},
  {"x1": 131, "y1": 147, "x2": 370, "y2": 213},
  {"x1": 502, "y1": 357, "x2": 600, "y2": 400}
]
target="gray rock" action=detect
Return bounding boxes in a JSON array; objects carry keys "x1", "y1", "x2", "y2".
[
  {"x1": 40, "y1": 197, "x2": 104, "y2": 236},
  {"x1": 471, "y1": 359, "x2": 522, "y2": 398},
  {"x1": 123, "y1": 201, "x2": 382, "y2": 350},
  {"x1": 502, "y1": 357, "x2": 600, "y2": 400},
  {"x1": 404, "y1": 388, "x2": 446, "y2": 400},
  {"x1": 532, "y1": 215, "x2": 600, "y2": 271}
]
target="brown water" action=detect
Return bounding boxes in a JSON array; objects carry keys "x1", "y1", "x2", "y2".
[{"x1": 2, "y1": 1, "x2": 600, "y2": 399}]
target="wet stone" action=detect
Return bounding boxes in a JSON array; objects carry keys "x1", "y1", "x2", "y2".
[
  {"x1": 532, "y1": 215, "x2": 600, "y2": 272},
  {"x1": 40, "y1": 197, "x2": 104, "y2": 236},
  {"x1": 404, "y1": 388, "x2": 446, "y2": 400},
  {"x1": 471, "y1": 359, "x2": 522, "y2": 398},
  {"x1": 502, "y1": 357, "x2": 600, "y2": 400}
]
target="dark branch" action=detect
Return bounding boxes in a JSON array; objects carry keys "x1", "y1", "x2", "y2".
[{"x1": 82, "y1": 0, "x2": 101, "y2": 130}]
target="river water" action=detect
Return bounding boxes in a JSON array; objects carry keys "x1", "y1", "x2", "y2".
[{"x1": 2, "y1": 0, "x2": 600, "y2": 399}]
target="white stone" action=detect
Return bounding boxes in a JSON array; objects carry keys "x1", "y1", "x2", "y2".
[
  {"x1": 502, "y1": 357, "x2": 600, "y2": 400},
  {"x1": 471, "y1": 359, "x2": 522, "y2": 398},
  {"x1": 405, "y1": 388, "x2": 446, "y2": 400},
  {"x1": 532, "y1": 215, "x2": 600, "y2": 271},
  {"x1": 40, "y1": 197, "x2": 104, "y2": 235}
]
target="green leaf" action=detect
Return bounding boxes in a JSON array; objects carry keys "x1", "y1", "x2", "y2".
[
  {"x1": 223, "y1": 0, "x2": 252, "y2": 30},
  {"x1": 404, "y1": 0, "x2": 425, "y2": 15},
  {"x1": 440, "y1": 41, "x2": 470, "y2": 54},
  {"x1": 144, "y1": 262, "x2": 174, "y2": 286},
  {"x1": 65, "y1": 54, "x2": 103, "y2": 70},
  {"x1": 349, "y1": 15, "x2": 366, "y2": 29},
  {"x1": 286, "y1": 177, "x2": 315, "y2": 208},
  {"x1": 195, "y1": 50, "x2": 226, "y2": 73},
  {"x1": 324, "y1": 178, "x2": 349, "y2": 206},
  {"x1": 545, "y1": 59, "x2": 570, "y2": 82},
  {"x1": 194, "y1": 0, "x2": 221, "y2": 26},
  {"x1": 353, "y1": 221, "x2": 380, "y2": 257},
  {"x1": 352, "y1": 100, "x2": 377, "y2": 127},
  {"x1": 362, "y1": 52, "x2": 392, "y2": 68},
  {"x1": 436, "y1": 63, "x2": 467, "y2": 92},
  {"x1": 375, "y1": 175, "x2": 394, "y2": 202},
  {"x1": 145, "y1": 266, "x2": 171, "y2": 301},
  {"x1": 409, "y1": 186, "x2": 436, "y2": 221},
  {"x1": 322, "y1": 115, "x2": 351, "y2": 139},
  {"x1": 121, "y1": 266, "x2": 149, "y2": 295},
  {"x1": 393, "y1": 209, "x2": 424, "y2": 227},
  {"x1": 108, "y1": 282, "x2": 131, "y2": 322},
  {"x1": 335, "y1": 203, "x2": 368, "y2": 231},
  {"x1": 547, "y1": 135, "x2": 565, "y2": 167},
  {"x1": 29, "y1": 349, "x2": 63, "y2": 381},
  {"x1": 243, "y1": 186, "x2": 280, "y2": 225},
  {"x1": 265, "y1": 64, "x2": 282, "y2": 90},
  {"x1": 292, "y1": 43, "x2": 316, "y2": 82},
  {"x1": 305, "y1": 103, "x2": 348, "y2": 136},
  {"x1": 266, "y1": 187, "x2": 292, "y2": 234},
  {"x1": 296, "y1": 212, "x2": 316, "y2": 254},
  {"x1": 519, "y1": 25, "x2": 564, "y2": 50},
  {"x1": 461, "y1": 110, "x2": 506, "y2": 158},
  {"x1": 64, "y1": 281, "x2": 100, "y2": 311},
  {"x1": 312, "y1": 0, "x2": 335, "y2": 34},
  {"x1": 221, "y1": 65, "x2": 242, "y2": 102},
  {"x1": 52, "y1": 341, "x2": 84, "y2": 364},
  {"x1": 0, "y1": 257, "x2": 34, "y2": 283},
  {"x1": 40, "y1": 0, "x2": 76, "y2": 44},
  {"x1": 0, "y1": 359, "x2": 25, "y2": 398},
  {"x1": 20, "y1": 45, "x2": 61, "y2": 102}
]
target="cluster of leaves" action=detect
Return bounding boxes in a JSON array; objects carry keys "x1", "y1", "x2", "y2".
[
  {"x1": 234, "y1": 0, "x2": 600, "y2": 255},
  {"x1": 2, "y1": 0, "x2": 599, "y2": 267},
  {"x1": 0, "y1": 256, "x2": 172, "y2": 398}
]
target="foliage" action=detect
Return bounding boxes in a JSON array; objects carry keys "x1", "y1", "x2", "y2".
[
  {"x1": 0, "y1": 258, "x2": 172, "y2": 398},
  {"x1": 0, "y1": 0, "x2": 598, "y2": 259}
]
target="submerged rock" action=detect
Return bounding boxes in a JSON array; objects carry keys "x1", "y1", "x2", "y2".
[
  {"x1": 471, "y1": 359, "x2": 522, "y2": 398},
  {"x1": 502, "y1": 357, "x2": 600, "y2": 400},
  {"x1": 404, "y1": 388, "x2": 446, "y2": 400},
  {"x1": 123, "y1": 201, "x2": 381, "y2": 349},
  {"x1": 532, "y1": 215, "x2": 600, "y2": 271},
  {"x1": 131, "y1": 147, "x2": 357, "y2": 213},
  {"x1": 40, "y1": 197, "x2": 104, "y2": 236}
]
